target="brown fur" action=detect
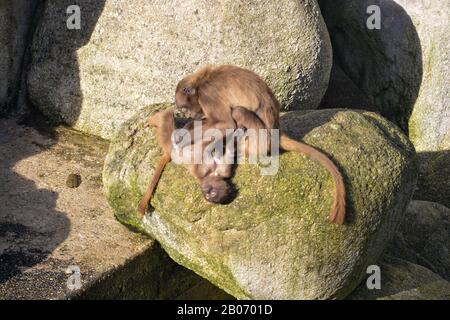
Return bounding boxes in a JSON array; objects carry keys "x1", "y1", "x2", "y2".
[
  {"x1": 138, "y1": 109, "x2": 235, "y2": 215},
  {"x1": 175, "y1": 65, "x2": 346, "y2": 225}
]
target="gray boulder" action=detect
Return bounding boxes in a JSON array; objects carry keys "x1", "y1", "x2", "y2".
[
  {"x1": 29, "y1": 0, "x2": 332, "y2": 139},
  {"x1": 319, "y1": 63, "x2": 374, "y2": 111},
  {"x1": 387, "y1": 201, "x2": 450, "y2": 281},
  {"x1": 415, "y1": 151, "x2": 450, "y2": 208},
  {"x1": 318, "y1": 0, "x2": 450, "y2": 208},
  {"x1": 0, "y1": 1, "x2": 39, "y2": 114},
  {"x1": 103, "y1": 107, "x2": 418, "y2": 299},
  {"x1": 349, "y1": 256, "x2": 450, "y2": 300}
]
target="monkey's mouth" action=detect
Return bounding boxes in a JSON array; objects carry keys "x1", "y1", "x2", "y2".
[
  {"x1": 204, "y1": 191, "x2": 217, "y2": 201},
  {"x1": 203, "y1": 192, "x2": 226, "y2": 204}
]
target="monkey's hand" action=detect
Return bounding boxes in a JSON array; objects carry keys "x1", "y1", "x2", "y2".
[{"x1": 230, "y1": 107, "x2": 248, "y2": 130}]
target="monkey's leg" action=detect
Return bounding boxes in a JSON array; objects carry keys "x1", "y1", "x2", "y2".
[
  {"x1": 138, "y1": 154, "x2": 171, "y2": 215},
  {"x1": 138, "y1": 111, "x2": 176, "y2": 215},
  {"x1": 231, "y1": 107, "x2": 267, "y2": 130},
  {"x1": 231, "y1": 107, "x2": 272, "y2": 157}
]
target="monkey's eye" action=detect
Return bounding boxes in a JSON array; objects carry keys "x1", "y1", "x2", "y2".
[{"x1": 183, "y1": 87, "x2": 196, "y2": 96}]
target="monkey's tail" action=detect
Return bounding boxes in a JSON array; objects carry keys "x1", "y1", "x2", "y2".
[
  {"x1": 280, "y1": 135, "x2": 346, "y2": 225},
  {"x1": 138, "y1": 155, "x2": 171, "y2": 215}
]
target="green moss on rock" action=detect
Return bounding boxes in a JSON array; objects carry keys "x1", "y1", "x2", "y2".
[{"x1": 103, "y1": 107, "x2": 418, "y2": 299}]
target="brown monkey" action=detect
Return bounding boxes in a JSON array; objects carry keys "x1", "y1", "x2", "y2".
[
  {"x1": 138, "y1": 109, "x2": 237, "y2": 215},
  {"x1": 175, "y1": 65, "x2": 346, "y2": 225}
]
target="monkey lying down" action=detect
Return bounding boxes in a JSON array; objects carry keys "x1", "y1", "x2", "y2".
[
  {"x1": 138, "y1": 109, "x2": 240, "y2": 214},
  {"x1": 139, "y1": 65, "x2": 347, "y2": 225}
]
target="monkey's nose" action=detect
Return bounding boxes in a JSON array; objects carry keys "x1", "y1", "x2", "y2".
[{"x1": 205, "y1": 191, "x2": 219, "y2": 203}]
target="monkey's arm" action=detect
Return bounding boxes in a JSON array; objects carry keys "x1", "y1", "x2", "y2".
[
  {"x1": 231, "y1": 106, "x2": 267, "y2": 130},
  {"x1": 231, "y1": 106, "x2": 273, "y2": 156},
  {"x1": 138, "y1": 110, "x2": 176, "y2": 215}
]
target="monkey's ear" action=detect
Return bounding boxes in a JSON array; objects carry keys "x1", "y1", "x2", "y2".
[{"x1": 183, "y1": 86, "x2": 196, "y2": 96}]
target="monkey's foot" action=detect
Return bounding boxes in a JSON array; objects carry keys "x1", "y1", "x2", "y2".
[{"x1": 137, "y1": 200, "x2": 148, "y2": 216}]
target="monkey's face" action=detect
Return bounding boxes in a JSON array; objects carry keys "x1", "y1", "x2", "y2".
[
  {"x1": 175, "y1": 82, "x2": 204, "y2": 120},
  {"x1": 201, "y1": 176, "x2": 233, "y2": 204}
]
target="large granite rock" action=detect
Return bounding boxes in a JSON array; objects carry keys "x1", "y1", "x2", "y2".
[
  {"x1": 319, "y1": 0, "x2": 449, "y2": 137},
  {"x1": 387, "y1": 201, "x2": 450, "y2": 281},
  {"x1": 0, "y1": 0, "x2": 39, "y2": 114},
  {"x1": 415, "y1": 151, "x2": 450, "y2": 208},
  {"x1": 318, "y1": 0, "x2": 449, "y2": 208},
  {"x1": 28, "y1": 0, "x2": 332, "y2": 139},
  {"x1": 349, "y1": 256, "x2": 450, "y2": 300},
  {"x1": 103, "y1": 107, "x2": 417, "y2": 299},
  {"x1": 318, "y1": 62, "x2": 375, "y2": 111}
]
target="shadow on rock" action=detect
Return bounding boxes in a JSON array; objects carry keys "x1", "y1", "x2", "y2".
[
  {"x1": 318, "y1": 0, "x2": 423, "y2": 134},
  {"x1": 0, "y1": 116, "x2": 70, "y2": 284},
  {"x1": 1, "y1": 1, "x2": 106, "y2": 286},
  {"x1": 414, "y1": 150, "x2": 450, "y2": 208},
  {"x1": 28, "y1": 0, "x2": 106, "y2": 126}
]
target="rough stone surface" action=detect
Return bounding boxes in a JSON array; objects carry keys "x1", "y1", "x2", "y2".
[
  {"x1": 414, "y1": 151, "x2": 450, "y2": 208},
  {"x1": 319, "y1": 62, "x2": 375, "y2": 111},
  {"x1": 0, "y1": 116, "x2": 226, "y2": 299},
  {"x1": 0, "y1": 0, "x2": 39, "y2": 114},
  {"x1": 319, "y1": 0, "x2": 449, "y2": 209},
  {"x1": 387, "y1": 201, "x2": 450, "y2": 281},
  {"x1": 319, "y1": 0, "x2": 449, "y2": 138},
  {"x1": 405, "y1": 0, "x2": 450, "y2": 154},
  {"x1": 28, "y1": 0, "x2": 332, "y2": 139},
  {"x1": 349, "y1": 256, "x2": 450, "y2": 300},
  {"x1": 104, "y1": 106, "x2": 418, "y2": 299}
]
